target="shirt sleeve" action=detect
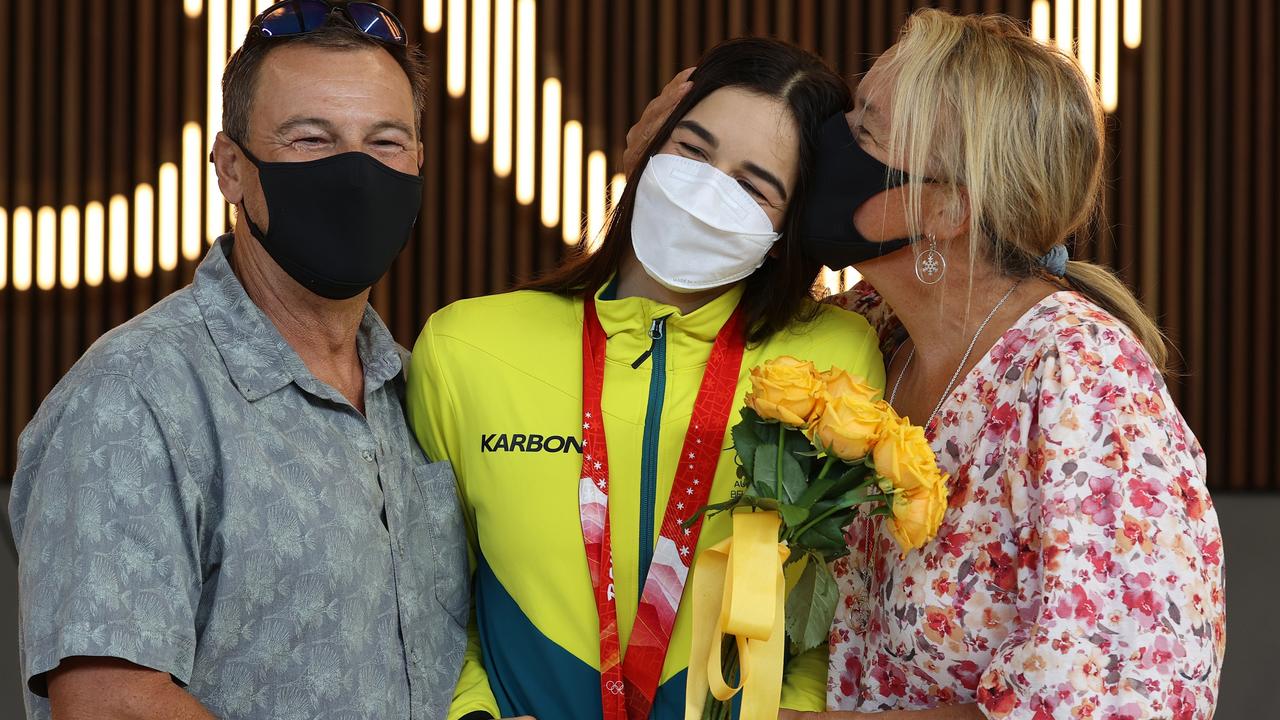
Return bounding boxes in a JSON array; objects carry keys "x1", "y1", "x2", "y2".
[
  {"x1": 408, "y1": 317, "x2": 502, "y2": 720},
  {"x1": 11, "y1": 372, "x2": 203, "y2": 696},
  {"x1": 975, "y1": 344, "x2": 1225, "y2": 720}
]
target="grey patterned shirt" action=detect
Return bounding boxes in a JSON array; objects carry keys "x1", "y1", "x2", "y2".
[{"x1": 9, "y1": 237, "x2": 468, "y2": 719}]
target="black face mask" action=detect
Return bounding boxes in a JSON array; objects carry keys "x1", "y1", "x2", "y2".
[
  {"x1": 237, "y1": 143, "x2": 424, "y2": 300},
  {"x1": 801, "y1": 113, "x2": 923, "y2": 269}
]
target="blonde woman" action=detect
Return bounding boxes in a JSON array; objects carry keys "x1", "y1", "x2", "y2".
[{"x1": 632, "y1": 10, "x2": 1225, "y2": 720}]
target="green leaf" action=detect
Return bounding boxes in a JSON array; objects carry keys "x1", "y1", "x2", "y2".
[
  {"x1": 832, "y1": 462, "x2": 872, "y2": 492},
  {"x1": 796, "y1": 473, "x2": 843, "y2": 509},
  {"x1": 793, "y1": 501, "x2": 853, "y2": 556},
  {"x1": 732, "y1": 420, "x2": 763, "y2": 477},
  {"x1": 778, "y1": 502, "x2": 810, "y2": 528},
  {"x1": 782, "y1": 427, "x2": 818, "y2": 475},
  {"x1": 752, "y1": 444, "x2": 780, "y2": 498},
  {"x1": 739, "y1": 406, "x2": 765, "y2": 426},
  {"x1": 778, "y1": 449, "x2": 808, "y2": 505},
  {"x1": 785, "y1": 555, "x2": 840, "y2": 655}
]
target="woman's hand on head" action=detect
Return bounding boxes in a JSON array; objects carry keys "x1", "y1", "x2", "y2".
[{"x1": 623, "y1": 67, "x2": 696, "y2": 175}]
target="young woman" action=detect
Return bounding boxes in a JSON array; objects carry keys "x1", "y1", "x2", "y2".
[
  {"x1": 407, "y1": 39, "x2": 885, "y2": 720},
  {"x1": 796, "y1": 10, "x2": 1223, "y2": 719}
]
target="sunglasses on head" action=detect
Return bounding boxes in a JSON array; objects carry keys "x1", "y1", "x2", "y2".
[{"x1": 252, "y1": 0, "x2": 407, "y2": 46}]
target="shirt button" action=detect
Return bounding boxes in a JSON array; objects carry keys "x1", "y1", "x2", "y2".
[{"x1": 361, "y1": 449, "x2": 375, "y2": 462}]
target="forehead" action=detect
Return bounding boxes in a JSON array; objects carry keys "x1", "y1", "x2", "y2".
[
  {"x1": 250, "y1": 43, "x2": 416, "y2": 130},
  {"x1": 855, "y1": 50, "x2": 898, "y2": 124},
  {"x1": 680, "y1": 86, "x2": 798, "y2": 168}
]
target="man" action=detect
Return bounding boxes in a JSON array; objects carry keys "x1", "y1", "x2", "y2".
[{"x1": 8, "y1": 3, "x2": 467, "y2": 718}]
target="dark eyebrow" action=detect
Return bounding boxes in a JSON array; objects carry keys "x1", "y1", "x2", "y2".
[
  {"x1": 676, "y1": 120, "x2": 719, "y2": 148},
  {"x1": 743, "y1": 161, "x2": 788, "y2": 202}
]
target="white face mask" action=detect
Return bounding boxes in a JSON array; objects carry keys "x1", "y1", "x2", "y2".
[{"x1": 630, "y1": 153, "x2": 782, "y2": 293}]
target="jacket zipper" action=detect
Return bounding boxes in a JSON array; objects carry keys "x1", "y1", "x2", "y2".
[{"x1": 636, "y1": 315, "x2": 669, "y2": 596}]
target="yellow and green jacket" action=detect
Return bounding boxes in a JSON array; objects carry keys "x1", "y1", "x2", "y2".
[{"x1": 407, "y1": 282, "x2": 884, "y2": 720}]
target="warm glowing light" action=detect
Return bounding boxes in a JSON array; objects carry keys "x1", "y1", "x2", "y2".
[
  {"x1": 425, "y1": 0, "x2": 443, "y2": 32},
  {"x1": 183, "y1": 123, "x2": 203, "y2": 260},
  {"x1": 256, "y1": 0, "x2": 273, "y2": 13},
  {"x1": 13, "y1": 207, "x2": 32, "y2": 291},
  {"x1": 1100, "y1": 0, "x2": 1119, "y2": 112},
  {"x1": 85, "y1": 202, "x2": 105, "y2": 287},
  {"x1": 134, "y1": 185, "x2": 155, "y2": 278},
  {"x1": 586, "y1": 151, "x2": 607, "y2": 250},
  {"x1": 60, "y1": 207, "x2": 81, "y2": 289},
  {"x1": 0, "y1": 208, "x2": 6, "y2": 289},
  {"x1": 231, "y1": 0, "x2": 252, "y2": 55},
  {"x1": 1123, "y1": 0, "x2": 1141, "y2": 48},
  {"x1": 820, "y1": 267, "x2": 839, "y2": 297},
  {"x1": 1031, "y1": 0, "x2": 1051, "y2": 43},
  {"x1": 514, "y1": 0, "x2": 537, "y2": 203},
  {"x1": 207, "y1": 0, "x2": 228, "y2": 244},
  {"x1": 447, "y1": 0, "x2": 467, "y2": 97},
  {"x1": 109, "y1": 195, "x2": 129, "y2": 282},
  {"x1": 36, "y1": 206, "x2": 56, "y2": 291},
  {"x1": 561, "y1": 122, "x2": 584, "y2": 245},
  {"x1": 540, "y1": 79, "x2": 562, "y2": 227},
  {"x1": 610, "y1": 173, "x2": 627, "y2": 210},
  {"x1": 492, "y1": 0, "x2": 514, "y2": 176},
  {"x1": 470, "y1": 0, "x2": 492, "y2": 142},
  {"x1": 185, "y1": 0, "x2": 204, "y2": 18},
  {"x1": 1056, "y1": 0, "x2": 1073, "y2": 54},
  {"x1": 159, "y1": 163, "x2": 180, "y2": 271},
  {"x1": 1078, "y1": 0, "x2": 1097, "y2": 83}
]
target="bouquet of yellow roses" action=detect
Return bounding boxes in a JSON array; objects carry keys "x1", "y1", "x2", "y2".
[{"x1": 684, "y1": 357, "x2": 949, "y2": 720}]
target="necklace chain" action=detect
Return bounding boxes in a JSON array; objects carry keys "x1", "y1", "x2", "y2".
[{"x1": 888, "y1": 280, "x2": 1023, "y2": 426}]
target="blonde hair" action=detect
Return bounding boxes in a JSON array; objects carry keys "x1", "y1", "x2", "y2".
[{"x1": 881, "y1": 9, "x2": 1168, "y2": 371}]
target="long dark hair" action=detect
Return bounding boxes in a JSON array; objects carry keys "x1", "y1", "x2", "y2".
[{"x1": 523, "y1": 37, "x2": 853, "y2": 344}]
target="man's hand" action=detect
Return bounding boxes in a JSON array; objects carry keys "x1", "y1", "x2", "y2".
[
  {"x1": 47, "y1": 656, "x2": 217, "y2": 720},
  {"x1": 622, "y1": 67, "x2": 696, "y2": 175}
]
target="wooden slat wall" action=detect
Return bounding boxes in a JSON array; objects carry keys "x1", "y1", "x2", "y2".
[{"x1": 0, "y1": 0, "x2": 1277, "y2": 492}]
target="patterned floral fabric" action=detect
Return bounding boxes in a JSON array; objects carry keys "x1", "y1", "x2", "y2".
[
  {"x1": 9, "y1": 237, "x2": 469, "y2": 720},
  {"x1": 823, "y1": 284, "x2": 1225, "y2": 719}
]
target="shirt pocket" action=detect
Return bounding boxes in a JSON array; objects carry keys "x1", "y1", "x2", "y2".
[{"x1": 411, "y1": 461, "x2": 470, "y2": 627}]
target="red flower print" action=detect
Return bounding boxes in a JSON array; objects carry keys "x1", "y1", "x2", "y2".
[
  {"x1": 984, "y1": 403, "x2": 1020, "y2": 443},
  {"x1": 978, "y1": 678, "x2": 1018, "y2": 717},
  {"x1": 1129, "y1": 475, "x2": 1168, "y2": 518},
  {"x1": 1080, "y1": 475, "x2": 1123, "y2": 525},
  {"x1": 947, "y1": 659, "x2": 982, "y2": 690}
]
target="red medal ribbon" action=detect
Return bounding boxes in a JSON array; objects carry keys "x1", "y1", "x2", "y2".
[{"x1": 579, "y1": 294, "x2": 747, "y2": 720}]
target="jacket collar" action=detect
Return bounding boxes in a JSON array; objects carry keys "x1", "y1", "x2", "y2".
[{"x1": 590, "y1": 278, "x2": 746, "y2": 368}]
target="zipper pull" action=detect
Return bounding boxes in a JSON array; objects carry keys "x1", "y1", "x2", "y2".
[{"x1": 631, "y1": 317, "x2": 668, "y2": 369}]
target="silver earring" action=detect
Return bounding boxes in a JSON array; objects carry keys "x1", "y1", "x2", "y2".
[{"x1": 914, "y1": 233, "x2": 946, "y2": 285}]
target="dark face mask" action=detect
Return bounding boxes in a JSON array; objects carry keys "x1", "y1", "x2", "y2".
[
  {"x1": 237, "y1": 143, "x2": 424, "y2": 300},
  {"x1": 801, "y1": 113, "x2": 923, "y2": 269}
]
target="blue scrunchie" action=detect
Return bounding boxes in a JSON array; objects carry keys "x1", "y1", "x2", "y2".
[{"x1": 1040, "y1": 244, "x2": 1069, "y2": 277}]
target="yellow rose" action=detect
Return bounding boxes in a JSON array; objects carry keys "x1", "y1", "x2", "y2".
[
  {"x1": 745, "y1": 356, "x2": 824, "y2": 426},
  {"x1": 809, "y1": 397, "x2": 891, "y2": 461},
  {"x1": 873, "y1": 416, "x2": 944, "y2": 493},
  {"x1": 820, "y1": 368, "x2": 880, "y2": 404},
  {"x1": 886, "y1": 480, "x2": 949, "y2": 552}
]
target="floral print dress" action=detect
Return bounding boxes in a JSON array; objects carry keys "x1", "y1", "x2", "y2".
[{"x1": 824, "y1": 284, "x2": 1225, "y2": 719}]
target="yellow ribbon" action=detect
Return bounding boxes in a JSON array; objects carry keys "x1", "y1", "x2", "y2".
[{"x1": 685, "y1": 510, "x2": 790, "y2": 720}]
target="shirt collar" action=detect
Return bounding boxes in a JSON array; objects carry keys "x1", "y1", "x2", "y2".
[{"x1": 193, "y1": 236, "x2": 403, "y2": 402}]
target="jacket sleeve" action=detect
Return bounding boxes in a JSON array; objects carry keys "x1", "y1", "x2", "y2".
[
  {"x1": 408, "y1": 316, "x2": 502, "y2": 720},
  {"x1": 779, "y1": 644, "x2": 830, "y2": 711}
]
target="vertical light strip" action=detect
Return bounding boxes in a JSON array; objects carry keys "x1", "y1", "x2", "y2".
[
  {"x1": 561, "y1": 121, "x2": 584, "y2": 244},
  {"x1": 1100, "y1": 0, "x2": 1119, "y2": 112},
  {"x1": 586, "y1": 150, "x2": 607, "y2": 250},
  {"x1": 85, "y1": 201, "x2": 105, "y2": 287},
  {"x1": 1078, "y1": 0, "x2": 1097, "y2": 84},
  {"x1": 0, "y1": 208, "x2": 6, "y2": 289},
  {"x1": 13, "y1": 207, "x2": 32, "y2": 291},
  {"x1": 185, "y1": 0, "x2": 204, "y2": 18},
  {"x1": 36, "y1": 207, "x2": 56, "y2": 291},
  {"x1": 158, "y1": 163, "x2": 180, "y2": 271},
  {"x1": 182, "y1": 122, "x2": 203, "y2": 260},
  {"x1": 1031, "y1": 0, "x2": 1051, "y2": 43},
  {"x1": 207, "y1": 0, "x2": 228, "y2": 244},
  {"x1": 470, "y1": 0, "x2": 492, "y2": 142},
  {"x1": 60, "y1": 207, "x2": 81, "y2": 289},
  {"x1": 514, "y1": 0, "x2": 536, "y2": 203},
  {"x1": 842, "y1": 268, "x2": 861, "y2": 292},
  {"x1": 109, "y1": 195, "x2": 129, "y2": 282},
  {"x1": 1056, "y1": 0, "x2": 1074, "y2": 54},
  {"x1": 255, "y1": 0, "x2": 273, "y2": 13},
  {"x1": 540, "y1": 78, "x2": 562, "y2": 227},
  {"x1": 231, "y1": 0, "x2": 252, "y2": 55},
  {"x1": 447, "y1": 0, "x2": 467, "y2": 97},
  {"x1": 610, "y1": 173, "x2": 626, "y2": 209},
  {"x1": 134, "y1": 185, "x2": 155, "y2": 279},
  {"x1": 492, "y1": 0, "x2": 514, "y2": 176},
  {"x1": 425, "y1": 0, "x2": 444, "y2": 32},
  {"x1": 1123, "y1": 0, "x2": 1141, "y2": 48},
  {"x1": 820, "y1": 267, "x2": 838, "y2": 297}
]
